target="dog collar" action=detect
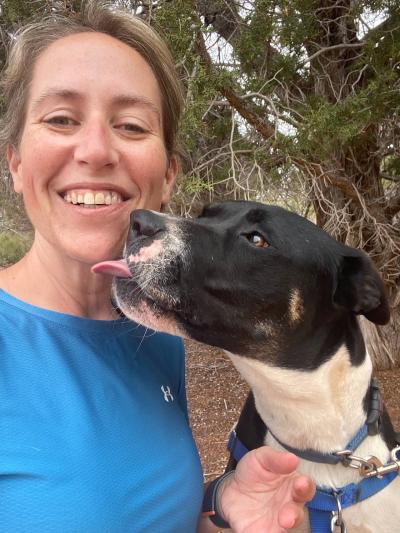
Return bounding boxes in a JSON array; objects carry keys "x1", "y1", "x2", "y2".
[
  {"x1": 227, "y1": 424, "x2": 369, "y2": 467},
  {"x1": 228, "y1": 379, "x2": 383, "y2": 467},
  {"x1": 266, "y1": 424, "x2": 369, "y2": 466}
]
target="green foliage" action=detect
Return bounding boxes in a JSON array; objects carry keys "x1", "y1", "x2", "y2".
[
  {"x1": 154, "y1": 1, "x2": 226, "y2": 151},
  {"x1": 180, "y1": 174, "x2": 214, "y2": 195},
  {"x1": 234, "y1": 0, "x2": 274, "y2": 73},
  {"x1": 153, "y1": 0, "x2": 196, "y2": 58},
  {"x1": 0, "y1": 0, "x2": 44, "y2": 25},
  {"x1": 295, "y1": 68, "x2": 400, "y2": 156},
  {"x1": 275, "y1": 0, "x2": 319, "y2": 50},
  {"x1": 381, "y1": 155, "x2": 400, "y2": 178},
  {"x1": 0, "y1": 231, "x2": 31, "y2": 267}
]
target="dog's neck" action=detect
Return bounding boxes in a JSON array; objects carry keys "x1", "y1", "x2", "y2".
[
  {"x1": 227, "y1": 344, "x2": 372, "y2": 453},
  {"x1": 227, "y1": 345, "x2": 395, "y2": 487}
]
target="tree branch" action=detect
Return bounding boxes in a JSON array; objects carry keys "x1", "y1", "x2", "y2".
[
  {"x1": 194, "y1": 25, "x2": 277, "y2": 140},
  {"x1": 300, "y1": 42, "x2": 365, "y2": 66},
  {"x1": 385, "y1": 188, "x2": 400, "y2": 219},
  {"x1": 195, "y1": 0, "x2": 242, "y2": 44},
  {"x1": 381, "y1": 173, "x2": 400, "y2": 183}
]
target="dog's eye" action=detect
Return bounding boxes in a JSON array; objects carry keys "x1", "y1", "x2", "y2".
[{"x1": 246, "y1": 232, "x2": 269, "y2": 248}]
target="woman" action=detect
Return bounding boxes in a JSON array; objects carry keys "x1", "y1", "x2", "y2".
[{"x1": 0, "y1": 2, "x2": 313, "y2": 531}]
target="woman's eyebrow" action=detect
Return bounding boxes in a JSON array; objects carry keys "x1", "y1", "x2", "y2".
[
  {"x1": 30, "y1": 88, "x2": 83, "y2": 113},
  {"x1": 31, "y1": 88, "x2": 161, "y2": 121},
  {"x1": 111, "y1": 94, "x2": 162, "y2": 124}
]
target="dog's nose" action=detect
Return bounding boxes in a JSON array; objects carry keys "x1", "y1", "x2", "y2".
[{"x1": 130, "y1": 209, "x2": 166, "y2": 237}]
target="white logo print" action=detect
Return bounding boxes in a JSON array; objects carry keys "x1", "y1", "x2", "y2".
[{"x1": 161, "y1": 385, "x2": 174, "y2": 402}]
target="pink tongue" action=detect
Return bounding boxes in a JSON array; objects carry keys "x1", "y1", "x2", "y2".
[{"x1": 91, "y1": 259, "x2": 132, "y2": 278}]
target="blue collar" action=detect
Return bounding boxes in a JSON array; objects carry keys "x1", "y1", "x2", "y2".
[
  {"x1": 227, "y1": 424, "x2": 368, "y2": 466},
  {"x1": 266, "y1": 424, "x2": 369, "y2": 465},
  {"x1": 228, "y1": 378, "x2": 383, "y2": 466}
]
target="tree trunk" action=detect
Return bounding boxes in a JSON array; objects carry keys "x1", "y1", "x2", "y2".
[{"x1": 361, "y1": 297, "x2": 400, "y2": 369}]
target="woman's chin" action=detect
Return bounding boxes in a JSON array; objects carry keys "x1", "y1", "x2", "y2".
[{"x1": 59, "y1": 237, "x2": 125, "y2": 267}]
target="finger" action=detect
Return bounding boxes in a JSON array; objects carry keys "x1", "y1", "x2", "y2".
[
  {"x1": 254, "y1": 446, "x2": 299, "y2": 475},
  {"x1": 278, "y1": 502, "x2": 305, "y2": 530},
  {"x1": 292, "y1": 475, "x2": 316, "y2": 503}
]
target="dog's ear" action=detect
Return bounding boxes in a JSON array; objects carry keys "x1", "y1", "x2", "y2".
[{"x1": 333, "y1": 253, "x2": 390, "y2": 325}]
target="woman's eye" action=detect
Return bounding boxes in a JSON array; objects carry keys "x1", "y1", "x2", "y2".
[
  {"x1": 246, "y1": 232, "x2": 269, "y2": 248},
  {"x1": 117, "y1": 123, "x2": 147, "y2": 134},
  {"x1": 44, "y1": 116, "x2": 77, "y2": 127}
]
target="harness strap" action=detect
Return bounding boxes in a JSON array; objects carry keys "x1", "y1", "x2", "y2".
[
  {"x1": 227, "y1": 431, "x2": 249, "y2": 462},
  {"x1": 307, "y1": 473, "x2": 397, "y2": 532}
]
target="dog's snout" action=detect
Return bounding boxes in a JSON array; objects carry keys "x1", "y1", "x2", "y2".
[{"x1": 130, "y1": 210, "x2": 166, "y2": 238}]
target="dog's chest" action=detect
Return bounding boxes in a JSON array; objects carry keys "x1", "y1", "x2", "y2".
[{"x1": 227, "y1": 350, "x2": 400, "y2": 532}]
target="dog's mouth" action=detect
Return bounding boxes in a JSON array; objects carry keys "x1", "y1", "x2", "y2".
[
  {"x1": 91, "y1": 253, "x2": 271, "y2": 354},
  {"x1": 91, "y1": 258, "x2": 186, "y2": 321}
]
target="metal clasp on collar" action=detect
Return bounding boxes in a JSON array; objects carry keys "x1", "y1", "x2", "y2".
[
  {"x1": 330, "y1": 492, "x2": 347, "y2": 532},
  {"x1": 362, "y1": 446, "x2": 400, "y2": 478},
  {"x1": 336, "y1": 446, "x2": 400, "y2": 478}
]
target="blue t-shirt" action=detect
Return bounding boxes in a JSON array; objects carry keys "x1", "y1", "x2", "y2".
[{"x1": 0, "y1": 290, "x2": 203, "y2": 532}]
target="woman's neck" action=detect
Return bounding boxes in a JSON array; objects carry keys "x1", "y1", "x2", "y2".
[{"x1": 0, "y1": 240, "x2": 118, "y2": 320}]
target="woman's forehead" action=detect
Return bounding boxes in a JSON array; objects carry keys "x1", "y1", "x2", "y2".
[{"x1": 27, "y1": 32, "x2": 163, "y2": 113}]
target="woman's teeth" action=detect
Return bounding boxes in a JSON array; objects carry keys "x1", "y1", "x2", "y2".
[{"x1": 63, "y1": 190, "x2": 123, "y2": 207}]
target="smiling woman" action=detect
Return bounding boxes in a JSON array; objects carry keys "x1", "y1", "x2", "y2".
[
  {"x1": 6, "y1": 30, "x2": 178, "y2": 274},
  {"x1": 0, "y1": 4, "x2": 205, "y2": 532},
  {"x1": 0, "y1": 2, "x2": 314, "y2": 532}
]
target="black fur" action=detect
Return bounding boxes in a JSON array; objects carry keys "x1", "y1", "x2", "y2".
[
  {"x1": 117, "y1": 201, "x2": 389, "y2": 372},
  {"x1": 114, "y1": 201, "x2": 395, "y2": 464}
]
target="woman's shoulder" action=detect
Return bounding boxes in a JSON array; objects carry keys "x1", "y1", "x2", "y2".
[
  {"x1": 0, "y1": 265, "x2": 12, "y2": 289},
  {"x1": 0, "y1": 263, "x2": 26, "y2": 298}
]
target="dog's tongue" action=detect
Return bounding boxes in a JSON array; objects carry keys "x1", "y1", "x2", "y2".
[{"x1": 91, "y1": 259, "x2": 132, "y2": 278}]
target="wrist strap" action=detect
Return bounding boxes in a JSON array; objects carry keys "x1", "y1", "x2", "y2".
[{"x1": 202, "y1": 470, "x2": 233, "y2": 529}]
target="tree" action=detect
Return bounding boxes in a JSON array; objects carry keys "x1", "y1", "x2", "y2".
[{"x1": 143, "y1": 0, "x2": 399, "y2": 368}]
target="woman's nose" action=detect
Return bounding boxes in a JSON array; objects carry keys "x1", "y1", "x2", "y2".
[{"x1": 74, "y1": 120, "x2": 119, "y2": 169}]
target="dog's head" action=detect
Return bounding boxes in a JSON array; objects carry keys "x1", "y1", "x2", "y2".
[{"x1": 95, "y1": 201, "x2": 389, "y2": 368}]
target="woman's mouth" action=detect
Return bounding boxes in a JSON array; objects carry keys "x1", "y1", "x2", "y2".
[{"x1": 62, "y1": 189, "x2": 125, "y2": 208}]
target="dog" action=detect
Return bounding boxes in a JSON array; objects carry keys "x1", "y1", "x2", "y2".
[{"x1": 93, "y1": 201, "x2": 400, "y2": 532}]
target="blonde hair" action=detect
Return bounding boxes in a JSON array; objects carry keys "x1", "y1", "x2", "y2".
[{"x1": 0, "y1": 1, "x2": 183, "y2": 163}]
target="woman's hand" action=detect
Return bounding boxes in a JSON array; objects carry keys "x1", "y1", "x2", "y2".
[{"x1": 218, "y1": 447, "x2": 315, "y2": 532}]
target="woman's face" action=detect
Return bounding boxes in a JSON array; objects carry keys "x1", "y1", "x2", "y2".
[{"x1": 7, "y1": 32, "x2": 177, "y2": 264}]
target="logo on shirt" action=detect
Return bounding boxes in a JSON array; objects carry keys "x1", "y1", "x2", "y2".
[{"x1": 161, "y1": 385, "x2": 174, "y2": 402}]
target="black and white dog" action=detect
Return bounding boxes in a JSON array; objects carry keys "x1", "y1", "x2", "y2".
[{"x1": 94, "y1": 201, "x2": 400, "y2": 532}]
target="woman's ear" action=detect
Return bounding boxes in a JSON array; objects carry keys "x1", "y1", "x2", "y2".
[
  {"x1": 7, "y1": 144, "x2": 23, "y2": 194},
  {"x1": 161, "y1": 154, "x2": 179, "y2": 206}
]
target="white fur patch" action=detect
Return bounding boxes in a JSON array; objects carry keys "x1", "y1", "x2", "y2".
[
  {"x1": 226, "y1": 347, "x2": 400, "y2": 531},
  {"x1": 118, "y1": 298, "x2": 186, "y2": 338},
  {"x1": 116, "y1": 214, "x2": 188, "y2": 337},
  {"x1": 128, "y1": 239, "x2": 163, "y2": 263}
]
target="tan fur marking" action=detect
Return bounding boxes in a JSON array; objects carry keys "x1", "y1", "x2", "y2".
[{"x1": 288, "y1": 287, "x2": 303, "y2": 324}]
